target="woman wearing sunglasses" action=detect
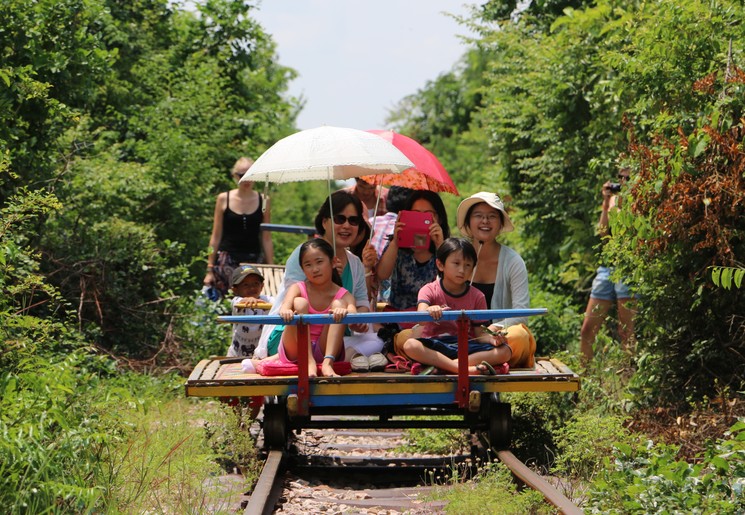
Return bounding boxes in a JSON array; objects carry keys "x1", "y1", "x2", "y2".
[
  {"x1": 203, "y1": 157, "x2": 274, "y2": 299},
  {"x1": 255, "y1": 190, "x2": 373, "y2": 358}
]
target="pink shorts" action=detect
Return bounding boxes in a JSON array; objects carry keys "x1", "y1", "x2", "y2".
[{"x1": 278, "y1": 340, "x2": 335, "y2": 364}]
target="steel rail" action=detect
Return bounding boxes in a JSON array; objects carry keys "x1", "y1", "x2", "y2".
[
  {"x1": 496, "y1": 450, "x2": 583, "y2": 515},
  {"x1": 244, "y1": 450, "x2": 284, "y2": 515}
]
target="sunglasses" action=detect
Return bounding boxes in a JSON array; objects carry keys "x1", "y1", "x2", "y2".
[
  {"x1": 332, "y1": 214, "x2": 362, "y2": 226},
  {"x1": 234, "y1": 173, "x2": 245, "y2": 179},
  {"x1": 617, "y1": 173, "x2": 630, "y2": 180}
]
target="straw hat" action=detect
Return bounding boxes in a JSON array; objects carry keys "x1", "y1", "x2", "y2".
[{"x1": 456, "y1": 192, "x2": 514, "y2": 235}]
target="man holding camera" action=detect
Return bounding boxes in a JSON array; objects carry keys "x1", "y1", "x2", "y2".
[{"x1": 580, "y1": 169, "x2": 636, "y2": 363}]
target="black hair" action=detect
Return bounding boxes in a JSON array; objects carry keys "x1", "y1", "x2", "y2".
[
  {"x1": 435, "y1": 237, "x2": 477, "y2": 277},
  {"x1": 298, "y1": 238, "x2": 343, "y2": 286},
  {"x1": 403, "y1": 190, "x2": 450, "y2": 252},
  {"x1": 350, "y1": 218, "x2": 371, "y2": 259},
  {"x1": 314, "y1": 190, "x2": 364, "y2": 236},
  {"x1": 385, "y1": 186, "x2": 413, "y2": 214}
]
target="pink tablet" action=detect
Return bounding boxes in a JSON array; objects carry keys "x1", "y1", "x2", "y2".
[{"x1": 397, "y1": 210, "x2": 433, "y2": 249}]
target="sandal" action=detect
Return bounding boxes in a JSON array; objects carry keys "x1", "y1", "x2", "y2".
[
  {"x1": 384, "y1": 355, "x2": 412, "y2": 373},
  {"x1": 476, "y1": 361, "x2": 510, "y2": 375},
  {"x1": 477, "y1": 361, "x2": 498, "y2": 375},
  {"x1": 417, "y1": 365, "x2": 436, "y2": 376}
]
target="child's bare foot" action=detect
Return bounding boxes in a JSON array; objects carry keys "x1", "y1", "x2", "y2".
[
  {"x1": 321, "y1": 362, "x2": 339, "y2": 377},
  {"x1": 307, "y1": 362, "x2": 318, "y2": 378}
]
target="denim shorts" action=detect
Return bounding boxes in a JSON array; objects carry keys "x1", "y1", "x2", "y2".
[
  {"x1": 419, "y1": 335, "x2": 496, "y2": 360},
  {"x1": 589, "y1": 266, "x2": 635, "y2": 301}
]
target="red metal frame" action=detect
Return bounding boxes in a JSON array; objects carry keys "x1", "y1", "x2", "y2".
[
  {"x1": 456, "y1": 314, "x2": 470, "y2": 408},
  {"x1": 297, "y1": 319, "x2": 310, "y2": 416}
]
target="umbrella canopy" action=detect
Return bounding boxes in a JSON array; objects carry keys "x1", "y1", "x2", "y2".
[
  {"x1": 241, "y1": 126, "x2": 413, "y2": 184},
  {"x1": 361, "y1": 130, "x2": 459, "y2": 195}
]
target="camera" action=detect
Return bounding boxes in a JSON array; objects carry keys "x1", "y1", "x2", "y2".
[{"x1": 608, "y1": 182, "x2": 622, "y2": 193}]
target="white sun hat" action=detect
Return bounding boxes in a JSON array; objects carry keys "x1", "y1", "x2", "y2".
[{"x1": 456, "y1": 192, "x2": 515, "y2": 235}]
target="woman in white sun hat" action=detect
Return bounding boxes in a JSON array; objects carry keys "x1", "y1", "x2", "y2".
[{"x1": 457, "y1": 192, "x2": 535, "y2": 368}]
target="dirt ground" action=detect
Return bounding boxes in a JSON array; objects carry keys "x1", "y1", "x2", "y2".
[{"x1": 627, "y1": 391, "x2": 744, "y2": 461}]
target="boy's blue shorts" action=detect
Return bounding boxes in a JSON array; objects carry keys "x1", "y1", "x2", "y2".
[
  {"x1": 419, "y1": 334, "x2": 495, "y2": 360},
  {"x1": 590, "y1": 266, "x2": 635, "y2": 301}
]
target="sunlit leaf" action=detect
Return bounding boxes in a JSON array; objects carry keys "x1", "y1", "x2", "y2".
[
  {"x1": 721, "y1": 267, "x2": 733, "y2": 289},
  {"x1": 692, "y1": 137, "x2": 708, "y2": 158},
  {"x1": 711, "y1": 267, "x2": 721, "y2": 286},
  {"x1": 734, "y1": 269, "x2": 744, "y2": 289}
]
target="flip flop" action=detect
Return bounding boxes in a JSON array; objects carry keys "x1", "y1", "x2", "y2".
[
  {"x1": 384, "y1": 355, "x2": 411, "y2": 373},
  {"x1": 477, "y1": 361, "x2": 498, "y2": 376},
  {"x1": 417, "y1": 365, "x2": 436, "y2": 376}
]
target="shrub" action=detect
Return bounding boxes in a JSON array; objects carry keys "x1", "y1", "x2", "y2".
[
  {"x1": 505, "y1": 389, "x2": 577, "y2": 470},
  {"x1": 529, "y1": 288, "x2": 583, "y2": 356},
  {"x1": 433, "y1": 461, "x2": 551, "y2": 514},
  {"x1": 588, "y1": 420, "x2": 745, "y2": 514},
  {"x1": 553, "y1": 412, "x2": 636, "y2": 483}
]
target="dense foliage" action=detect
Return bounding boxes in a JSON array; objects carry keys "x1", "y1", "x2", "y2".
[
  {"x1": 2, "y1": 0, "x2": 299, "y2": 358},
  {"x1": 1, "y1": 0, "x2": 297, "y2": 510},
  {"x1": 390, "y1": 0, "x2": 745, "y2": 403}
]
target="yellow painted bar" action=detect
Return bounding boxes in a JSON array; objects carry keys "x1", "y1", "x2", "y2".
[
  {"x1": 186, "y1": 385, "x2": 291, "y2": 397},
  {"x1": 481, "y1": 381, "x2": 580, "y2": 393},
  {"x1": 186, "y1": 378, "x2": 579, "y2": 398}
]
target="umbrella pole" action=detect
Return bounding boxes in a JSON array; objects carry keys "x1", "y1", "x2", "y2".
[
  {"x1": 370, "y1": 182, "x2": 383, "y2": 240},
  {"x1": 262, "y1": 179, "x2": 270, "y2": 213},
  {"x1": 328, "y1": 171, "x2": 336, "y2": 253},
  {"x1": 470, "y1": 240, "x2": 485, "y2": 284}
]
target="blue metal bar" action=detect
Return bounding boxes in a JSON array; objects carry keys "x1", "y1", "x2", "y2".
[
  {"x1": 260, "y1": 223, "x2": 316, "y2": 235},
  {"x1": 218, "y1": 308, "x2": 547, "y2": 325},
  {"x1": 310, "y1": 393, "x2": 460, "y2": 407}
]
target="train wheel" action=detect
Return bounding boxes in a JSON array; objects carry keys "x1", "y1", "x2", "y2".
[
  {"x1": 262, "y1": 396, "x2": 288, "y2": 450},
  {"x1": 487, "y1": 400, "x2": 512, "y2": 450}
]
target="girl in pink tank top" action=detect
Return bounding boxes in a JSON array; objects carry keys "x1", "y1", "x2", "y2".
[{"x1": 278, "y1": 239, "x2": 357, "y2": 377}]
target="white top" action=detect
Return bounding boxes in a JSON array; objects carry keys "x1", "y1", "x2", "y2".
[{"x1": 227, "y1": 294, "x2": 273, "y2": 357}]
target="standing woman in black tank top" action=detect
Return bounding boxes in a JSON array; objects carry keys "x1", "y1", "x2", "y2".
[{"x1": 203, "y1": 157, "x2": 274, "y2": 298}]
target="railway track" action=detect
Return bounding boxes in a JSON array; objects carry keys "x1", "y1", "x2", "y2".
[{"x1": 237, "y1": 416, "x2": 582, "y2": 514}]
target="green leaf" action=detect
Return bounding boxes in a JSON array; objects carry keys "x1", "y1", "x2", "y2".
[
  {"x1": 730, "y1": 420, "x2": 745, "y2": 432},
  {"x1": 692, "y1": 137, "x2": 708, "y2": 158},
  {"x1": 711, "y1": 108, "x2": 720, "y2": 128},
  {"x1": 709, "y1": 456, "x2": 729, "y2": 473},
  {"x1": 734, "y1": 269, "x2": 744, "y2": 289},
  {"x1": 721, "y1": 267, "x2": 733, "y2": 289},
  {"x1": 711, "y1": 267, "x2": 721, "y2": 287}
]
